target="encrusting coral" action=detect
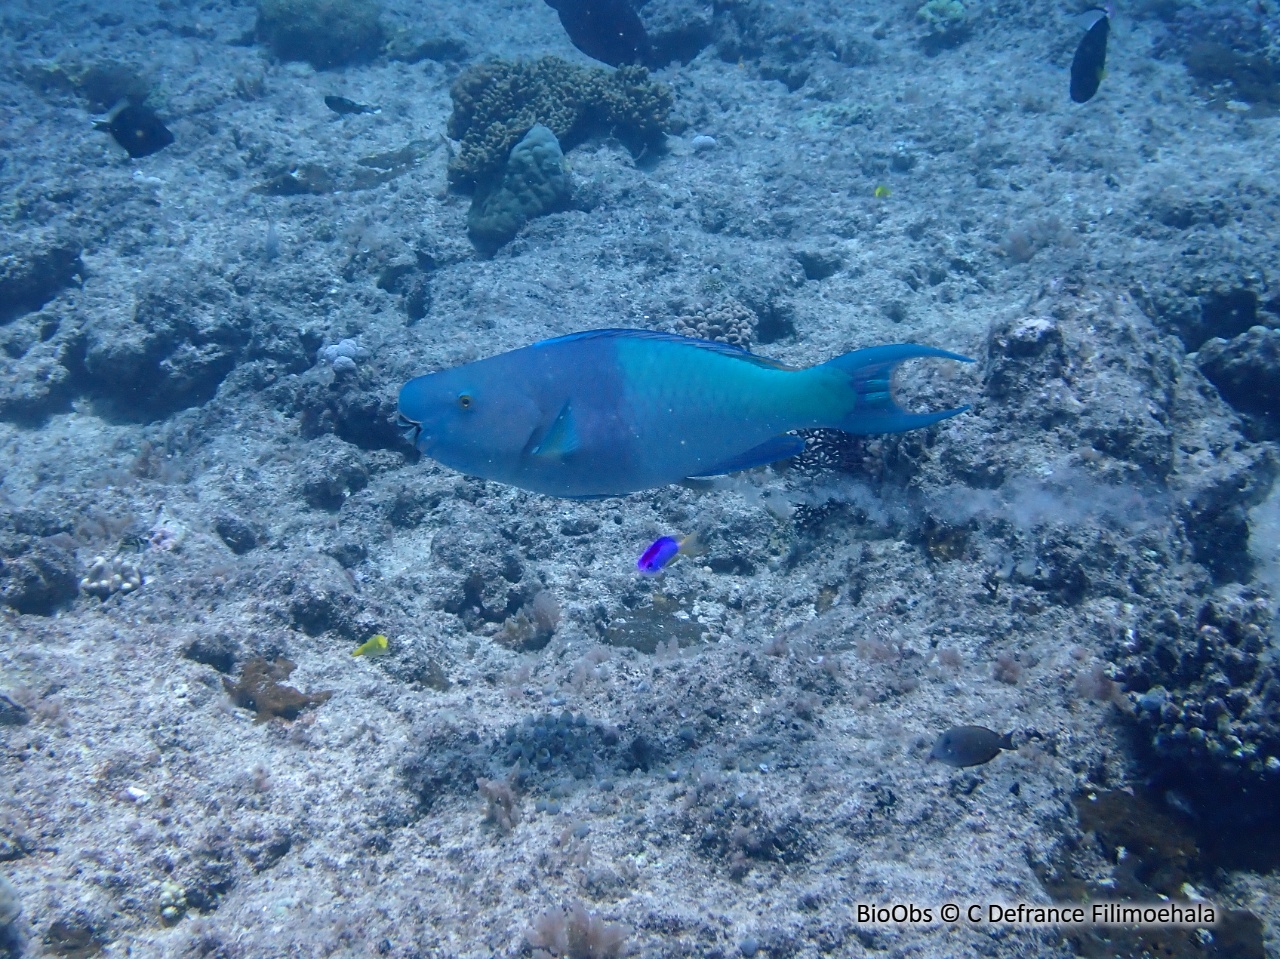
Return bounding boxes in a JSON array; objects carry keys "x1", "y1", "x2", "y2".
[
  {"x1": 671, "y1": 298, "x2": 759, "y2": 348},
  {"x1": 447, "y1": 57, "x2": 671, "y2": 191}
]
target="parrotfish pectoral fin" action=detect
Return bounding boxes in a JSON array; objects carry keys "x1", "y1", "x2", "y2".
[
  {"x1": 531, "y1": 400, "x2": 581, "y2": 458},
  {"x1": 824, "y1": 344, "x2": 973, "y2": 434},
  {"x1": 688, "y1": 434, "x2": 807, "y2": 478},
  {"x1": 395, "y1": 412, "x2": 421, "y2": 447}
]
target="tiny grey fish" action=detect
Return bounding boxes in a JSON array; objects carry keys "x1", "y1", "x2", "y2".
[
  {"x1": 325, "y1": 95, "x2": 377, "y2": 115},
  {"x1": 929, "y1": 725, "x2": 1014, "y2": 768}
]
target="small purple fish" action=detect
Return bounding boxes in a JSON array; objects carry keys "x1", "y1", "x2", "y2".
[{"x1": 637, "y1": 536, "x2": 682, "y2": 575}]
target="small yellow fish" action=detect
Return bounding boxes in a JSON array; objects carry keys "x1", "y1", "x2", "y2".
[
  {"x1": 352, "y1": 634, "x2": 389, "y2": 657},
  {"x1": 873, "y1": 185, "x2": 891, "y2": 199}
]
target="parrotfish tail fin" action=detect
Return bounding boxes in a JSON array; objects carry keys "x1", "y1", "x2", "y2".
[{"x1": 822, "y1": 343, "x2": 973, "y2": 434}]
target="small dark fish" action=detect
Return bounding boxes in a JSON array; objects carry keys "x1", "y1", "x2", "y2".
[
  {"x1": 929, "y1": 725, "x2": 1014, "y2": 768},
  {"x1": 251, "y1": 163, "x2": 335, "y2": 196},
  {"x1": 1070, "y1": 8, "x2": 1109, "y2": 104},
  {"x1": 94, "y1": 102, "x2": 174, "y2": 158},
  {"x1": 325, "y1": 95, "x2": 378, "y2": 116},
  {"x1": 543, "y1": 0, "x2": 652, "y2": 67}
]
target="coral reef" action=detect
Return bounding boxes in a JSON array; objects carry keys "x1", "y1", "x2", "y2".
[
  {"x1": 1118, "y1": 587, "x2": 1280, "y2": 783},
  {"x1": 157, "y1": 881, "x2": 186, "y2": 925},
  {"x1": 670, "y1": 298, "x2": 758, "y2": 348},
  {"x1": 0, "y1": 239, "x2": 82, "y2": 326},
  {"x1": 71, "y1": 268, "x2": 252, "y2": 420},
  {"x1": 255, "y1": 0, "x2": 384, "y2": 70},
  {"x1": 1153, "y1": 3, "x2": 1280, "y2": 104},
  {"x1": 0, "y1": 533, "x2": 77, "y2": 616},
  {"x1": 213, "y1": 514, "x2": 264, "y2": 555},
  {"x1": 316, "y1": 338, "x2": 366, "y2": 377},
  {"x1": 1038, "y1": 789, "x2": 1267, "y2": 958},
  {"x1": 78, "y1": 554, "x2": 143, "y2": 599},
  {"x1": 916, "y1": 0, "x2": 969, "y2": 51},
  {"x1": 8, "y1": 0, "x2": 1280, "y2": 951},
  {"x1": 446, "y1": 57, "x2": 671, "y2": 191},
  {"x1": 499, "y1": 710, "x2": 619, "y2": 780},
  {"x1": 468, "y1": 125, "x2": 572, "y2": 255},
  {"x1": 1196, "y1": 325, "x2": 1280, "y2": 441}
]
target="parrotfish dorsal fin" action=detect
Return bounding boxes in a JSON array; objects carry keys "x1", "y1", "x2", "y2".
[
  {"x1": 531, "y1": 400, "x2": 580, "y2": 458},
  {"x1": 534, "y1": 328, "x2": 796, "y2": 371}
]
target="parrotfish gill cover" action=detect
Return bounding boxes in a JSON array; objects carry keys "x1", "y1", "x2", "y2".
[{"x1": 397, "y1": 329, "x2": 971, "y2": 498}]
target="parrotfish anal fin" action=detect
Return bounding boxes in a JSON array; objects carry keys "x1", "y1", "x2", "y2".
[
  {"x1": 824, "y1": 343, "x2": 973, "y2": 434},
  {"x1": 688, "y1": 434, "x2": 806, "y2": 478},
  {"x1": 531, "y1": 401, "x2": 580, "y2": 458},
  {"x1": 535, "y1": 328, "x2": 795, "y2": 371}
]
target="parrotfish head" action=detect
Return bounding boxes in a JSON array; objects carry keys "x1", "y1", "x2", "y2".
[{"x1": 397, "y1": 365, "x2": 541, "y2": 479}]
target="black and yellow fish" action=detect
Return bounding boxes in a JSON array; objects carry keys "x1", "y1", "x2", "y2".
[
  {"x1": 543, "y1": 0, "x2": 652, "y2": 67},
  {"x1": 1070, "y1": 8, "x2": 1110, "y2": 103},
  {"x1": 94, "y1": 101, "x2": 174, "y2": 158}
]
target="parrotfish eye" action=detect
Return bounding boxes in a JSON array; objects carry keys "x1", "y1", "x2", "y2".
[{"x1": 457, "y1": 393, "x2": 473, "y2": 410}]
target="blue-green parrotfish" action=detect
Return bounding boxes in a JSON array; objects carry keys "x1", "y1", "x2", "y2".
[{"x1": 397, "y1": 329, "x2": 971, "y2": 498}]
